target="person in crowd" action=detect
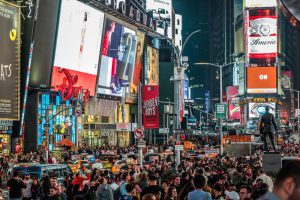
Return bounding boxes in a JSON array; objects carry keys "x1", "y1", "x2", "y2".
[
  {"x1": 188, "y1": 175, "x2": 212, "y2": 200},
  {"x1": 142, "y1": 194, "x2": 156, "y2": 200},
  {"x1": 169, "y1": 175, "x2": 180, "y2": 194},
  {"x1": 253, "y1": 169, "x2": 273, "y2": 190},
  {"x1": 49, "y1": 187, "x2": 62, "y2": 200},
  {"x1": 119, "y1": 171, "x2": 131, "y2": 196},
  {"x1": 138, "y1": 173, "x2": 148, "y2": 191},
  {"x1": 239, "y1": 185, "x2": 252, "y2": 200},
  {"x1": 31, "y1": 178, "x2": 42, "y2": 200},
  {"x1": 213, "y1": 184, "x2": 224, "y2": 200},
  {"x1": 7, "y1": 170, "x2": 27, "y2": 200},
  {"x1": 164, "y1": 186, "x2": 178, "y2": 200},
  {"x1": 258, "y1": 161, "x2": 300, "y2": 200},
  {"x1": 120, "y1": 183, "x2": 138, "y2": 200},
  {"x1": 22, "y1": 173, "x2": 33, "y2": 200},
  {"x1": 141, "y1": 176, "x2": 165, "y2": 199},
  {"x1": 96, "y1": 176, "x2": 113, "y2": 200}
]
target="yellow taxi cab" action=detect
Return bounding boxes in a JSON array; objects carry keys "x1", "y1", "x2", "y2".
[
  {"x1": 112, "y1": 159, "x2": 137, "y2": 173},
  {"x1": 98, "y1": 154, "x2": 118, "y2": 169}
]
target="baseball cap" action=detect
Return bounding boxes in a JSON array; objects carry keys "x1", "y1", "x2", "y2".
[{"x1": 225, "y1": 191, "x2": 240, "y2": 200}]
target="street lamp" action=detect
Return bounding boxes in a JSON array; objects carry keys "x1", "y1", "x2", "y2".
[{"x1": 193, "y1": 61, "x2": 246, "y2": 154}]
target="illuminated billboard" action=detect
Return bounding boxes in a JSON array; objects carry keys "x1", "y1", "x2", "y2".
[
  {"x1": 52, "y1": 0, "x2": 105, "y2": 96},
  {"x1": 98, "y1": 19, "x2": 137, "y2": 97},
  {"x1": 145, "y1": 46, "x2": 159, "y2": 85},
  {"x1": 226, "y1": 86, "x2": 240, "y2": 120},
  {"x1": 248, "y1": 102, "x2": 275, "y2": 118},
  {"x1": 245, "y1": 8, "x2": 277, "y2": 64},
  {"x1": 146, "y1": 0, "x2": 173, "y2": 39},
  {"x1": 0, "y1": 1, "x2": 20, "y2": 120},
  {"x1": 127, "y1": 31, "x2": 145, "y2": 103},
  {"x1": 247, "y1": 67, "x2": 277, "y2": 94}
]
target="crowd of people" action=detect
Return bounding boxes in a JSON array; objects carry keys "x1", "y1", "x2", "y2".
[{"x1": 1, "y1": 141, "x2": 300, "y2": 200}]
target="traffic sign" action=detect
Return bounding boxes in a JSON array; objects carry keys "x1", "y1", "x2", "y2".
[
  {"x1": 137, "y1": 142, "x2": 146, "y2": 148},
  {"x1": 215, "y1": 103, "x2": 227, "y2": 119},
  {"x1": 175, "y1": 145, "x2": 183, "y2": 151},
  {"x1": 295, "y1": 109, "x2": 300, "y2": 117},
  {"x1": 159, "y1": 128, "x2": 169, "y2": 134},
  {"x1": 134, "y1": 128, "x2": 144, "y2": 139}
]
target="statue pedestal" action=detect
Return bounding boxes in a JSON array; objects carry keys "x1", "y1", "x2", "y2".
[{"x1": 263, "y1": 151, "x2": 281, "y2": 174}]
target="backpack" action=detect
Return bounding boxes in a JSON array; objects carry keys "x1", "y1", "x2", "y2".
[{"x1": 113, "y1": 182, "x2": 126, "y2": 200}]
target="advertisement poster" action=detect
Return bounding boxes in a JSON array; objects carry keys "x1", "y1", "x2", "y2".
[
  {"x1": 226, "y1": 86, "x2": 241, "y2": 120},
  {"x1": 146, "y1": 0, "x2": 173, "y2": 39},
  {"x1": 98, "y1": 19, "x2": 137, "y2": 97},
  {"x1": 52, "y1": 0, "x2": 105, "y2": 96},
  {"x1": 248, "y1": 102, "x2": 275, "y2": 118},
  {"x1": 143, "y1": 85, "x2": 159, "y2": 129},
  {"x1": 127, "y1": 31, "x2": 145, "y2": 103},
  {"x1": 247, "y1": 67, "x2": 277, "y2": 94},
  {"x1": 0, "y1": 2, "x2": 20, "y2": 120},
  {"x1": 145, "y1": 46, "x2": 159, "y2": 85},
  {"x1": 245, "y1": 9, "x2": 277, "y2": 62}
]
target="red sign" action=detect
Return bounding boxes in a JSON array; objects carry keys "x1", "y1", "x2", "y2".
[
  {"x1": 143, "y1": 85, "x2": 159, "y2": 129},
  {"x1": 245, "y1": 8, "x2": 277, "y2": 64},
  {"x1": 134, "y1": 128, "x2": 144, "y2": 139},
  {"x1": 226, "y1": 86, "x2": 241, "y2": 120},
  {"x1": 56, "y1": 69, "x2": 90, "y2": 105}
]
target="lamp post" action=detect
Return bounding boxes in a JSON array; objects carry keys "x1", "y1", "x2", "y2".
[{"x1": 193, "y1": 61, "x2": 245, "y2": 154}]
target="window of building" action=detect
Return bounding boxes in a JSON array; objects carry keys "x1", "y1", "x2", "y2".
[
  {"x1": 177, "y1": 19, "x2": 180, "y2": 25},
  {"x1": 176, "y1": 29, "x2": 178, "y2": 34}
]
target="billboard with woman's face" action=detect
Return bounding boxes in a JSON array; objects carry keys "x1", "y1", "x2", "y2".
[
  {"x1": 145, "y1": 46, "x2": 159, "y2": 85},
  {"x1": 97, "y1": 19, "x2": 137, "y2": 97},
  {"x1": 127, "y1": 31, "x2": 145, "y2": 103}
]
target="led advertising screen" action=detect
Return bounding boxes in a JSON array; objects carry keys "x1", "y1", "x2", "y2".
[
  {"x1": 248, "y1": 102, "x2": 275, "y2": 118},
  {"x1": 247, "y1": 67, "x2": 277, "y2": 94},
  {"x1": 127, "y1": 31, "x2": 145, "y2": 103},
  {"x1": 51, "y1": 0, "x2": 105, "y2": 96},
  {"x1": 226, "y1": 86, "x2": 241, "y2": 120},
  {"x1": 146, "y1": 0, "x2": 173, "y2": 39},
  {"x1": 245, "y1": 9, "x2": 277, "y2": 63},
  {"x1": 98, "y1": 19, "x2": 137, "y2": 97},
  {"x1": 145, "y1": 46, "x2": 159, "y2": 85},
  {"x1": 143, "y1": 85, "x2": 159, "y2": 129},
  {"x1": 0, "y1": 2, "x2": 20, "y2": 120}
]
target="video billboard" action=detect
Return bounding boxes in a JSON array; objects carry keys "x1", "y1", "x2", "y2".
[
  {"x1": 248, "y1": 102, "x2": 275, "y2": 118},
  {"x1": 127, "y1": 31, "x2": 145, "y2": 103},
  {"x1": 0, "y1": 2, "x2": 20, "y2": 120},
  {"x1": 226, "y1": 86, "x2": 241, "y2": 120},
  {"x1": 247, "y1": 67, "x2": 277, "y2": 94},
  {"x1": 245, "y1": 9, "x2": 277, "y2": 63},
  {"x1": 51, "y1": 0, "x2": 105, "y2": 96},
  {"x1": 98, "y1": 19, "x2": 137, "y2": 97},
  {"x1": 145, "y1": 46, "x2": 159, "y2": 85},
  {"x1": 146, "y1": 0, "x2": 173, "y2": 39}
]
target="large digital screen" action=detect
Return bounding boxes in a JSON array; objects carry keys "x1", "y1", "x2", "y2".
[
  {"x1": 52, "y1": 0, "x2": 105, "y2": 96},
  {"x1": 245, "y1": 9, "x2": 277, "y2": 62},
  {"x1": 0, "y1": 2, "x2": 20, "y2": 120},
  {"x1": 98, "y1": 19, "x2": 137, "y2": 97},
  {"x1": 146, "y1": 0, "x2": 173, "y2": 39},
  {"x1": 127, "y1": 31, "x2": 145, "y2": 103},
  {"x1": 247, "y1": 67, "x2": 277, "y2": 94},
  {"x1": 248, "y1": 102, "x2": 275, "y2": 118},
  {"x1": 226, "y1": 86, "x2": 240, "y2": 120},
  {"x1": 145, "y1": 46, "x2": 159, "y2": 85}
]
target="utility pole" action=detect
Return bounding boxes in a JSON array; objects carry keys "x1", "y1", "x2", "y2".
[{"x1": 137, "y1": 82, "x2": 143, "y2": 168}]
